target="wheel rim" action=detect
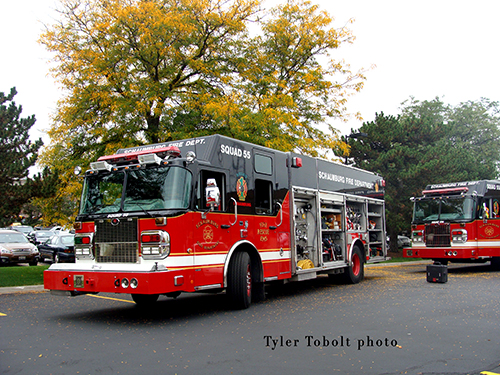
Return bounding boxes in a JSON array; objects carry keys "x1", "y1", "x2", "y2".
[
  {"x1": 246, "y1": 264, "x2": 252, "y2": 297},
  {"x1": 352, "y1": 252, "x2": 360, "y2": 276}
]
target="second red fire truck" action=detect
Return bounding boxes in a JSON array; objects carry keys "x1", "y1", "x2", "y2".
[
  {"x1": 404, "y1": 180, "x2": 500, "y2": 268},
  {"x1": 44, "y1": 135, "x2": 387, "y2": 309}
]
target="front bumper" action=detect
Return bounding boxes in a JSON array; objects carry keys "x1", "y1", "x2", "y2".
[
  {"x1": 44, "y1": 266, "x2": 193, "y2": 295},
  {"x1": 404, "y1": 246, "x2": 476, "y2": 260},
  {"x1": 1, "y1": 255, "x2": 39, "y2": 264}
]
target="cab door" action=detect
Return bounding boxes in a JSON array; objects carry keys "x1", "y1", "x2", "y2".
[{"x1": 193, "y1": 169, "x2": 229, "y2": 289}]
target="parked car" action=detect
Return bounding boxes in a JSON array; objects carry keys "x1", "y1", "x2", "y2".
[
  {"x1": 9, "y1": 225, "x2": 35, "y2": 236},
  {"x1": 27, "y1": 230, "x2": 54, "y2": 245},
  {"x1": 0, "y1": 230, "x2": 40, "y2": 266},
  {"x1": 38, "y1": 233, "x2": 75, "y2": 263},
  {"x1": 387, "y1": 235, "x2": 411, "y2": 249}
]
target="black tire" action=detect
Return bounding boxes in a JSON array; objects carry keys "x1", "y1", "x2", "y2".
[
  {"x1": 491, "y1": 257, "x2": 500, "y2": 270},
  {"x1": 166, "y1": 291, "x2": 181, "y2": 299},
  {"x1": 252, "y1": 282, "x2": 266, "y2": 303},
  {"x1": 29, "y1": 259, "x2": 38, "y2": 266},
  {"x1": 132, "y1": 294, "x2": 159, "y2": 306},
  {"x1": 227, "y1": 251, "x2": 252, "y2": 309},
  {"x1": 345, "y1": 246, "x2": 364, "y2": 284}
]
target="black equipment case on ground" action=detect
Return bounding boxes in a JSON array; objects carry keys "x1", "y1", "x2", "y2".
[{"x1": 426, "y1": 263, "x2": 448, "y2": 283}]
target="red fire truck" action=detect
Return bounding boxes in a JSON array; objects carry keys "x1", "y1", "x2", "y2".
[
  {"x1": 404, "y1": 180, "x2": 500, "y2": 268},
  {"x1": 44, "y1": 135, "x2": 387, "y2": 309}
]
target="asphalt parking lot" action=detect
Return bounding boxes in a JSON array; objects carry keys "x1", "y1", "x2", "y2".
[{"x1": 1, "y1": 261, "x2": 500, "y2": 375}]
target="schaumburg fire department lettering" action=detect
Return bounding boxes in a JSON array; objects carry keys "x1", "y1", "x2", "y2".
[
  {"x1": 196, "y1": 219, "x2": 219, "y2": 229},
  {"x1": 318, "y1": 171, "x2": 374, "y2": 189}
]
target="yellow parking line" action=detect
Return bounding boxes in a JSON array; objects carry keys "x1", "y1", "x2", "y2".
[
  {"x1": 0, "y1": 295, "x2": 133, "y2": 317},
  {"x1": 86, "y1": 294, "x2": 135, "y2": 304},
  {"x1": 481, "y1": 372, "x2": 500, "y2": 375}
]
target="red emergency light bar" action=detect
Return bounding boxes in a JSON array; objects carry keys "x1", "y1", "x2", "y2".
[
  {"x1": 422, "y1": 187, "x2": 468, "y2": 196},
  {"x1": 97, "y1": 146, "x2": 181, "y2": 164}
]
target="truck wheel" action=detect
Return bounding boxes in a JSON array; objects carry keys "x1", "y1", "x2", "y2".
[
  {"x1": 132, "y1": 294, "x2": 159, "y2": 306},
  {"x1": 227, "y1": 251, "x2": 252, "y2": 309},
  {"x1": 345, "y1": 246, "x2": 364, "y2": 284},
  {"x1": 252, "y1": 282, "x2": 266, "y2": 303},
  {"x1": 491, "y1": 257, "x2": 500, "y2": 270}
]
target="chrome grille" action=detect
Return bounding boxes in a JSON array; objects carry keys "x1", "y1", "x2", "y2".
[
  {"x1": 12, "y1": 249, "x2": 32, "y2": 254},
  {"x1": 425, "y1": 222, "x2": 451, "y2": 247},
  {"x1": 95, "y1": 218, "x2": 138, "y2": 263}
]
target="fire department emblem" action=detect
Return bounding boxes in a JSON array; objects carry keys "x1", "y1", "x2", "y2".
[
  {"x1": 203, "y1": 225, "x2": 214, "y2": 242},
  {"x1": 196, "y1": 219, "x2": 220, "y2": 250},
  {"x1": 484, "y1": 226, "x2": 495, "y2": 237},
  {"x1": 236, "y1": 176, "x2": 248, "y2": 201},
  {"x1": 480, "y1": 223, "x2": 500, "y2": 238}
]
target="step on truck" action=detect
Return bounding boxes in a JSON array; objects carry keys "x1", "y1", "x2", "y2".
[
  {"x1": 44, "y1": 135, "x2": 387, "y2": 309},
  {"x1": 404, "y1": 180, "x2": 500, "y2": 268}
]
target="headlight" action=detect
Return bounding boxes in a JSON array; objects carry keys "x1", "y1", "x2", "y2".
[
  {"x1": 74, "y1": 233, "x2": 94, "y2": 259},
  {"x1": 451, "y1": 229, "x2": 468, "y2": 243},
  {"x1": 412, "y1": 230, "x2": 424, "y2": 243},
  {"x1": 0, "y1": 246, "x2": 12, "y2": 254},
  {"x1": 141, "y1": 230, "x2": 170, "y2": 259}
]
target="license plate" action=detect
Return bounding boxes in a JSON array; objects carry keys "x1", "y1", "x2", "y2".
[
  {"x1": 74, "y1": 275, "x2": 84, "y2": 288},
  {"x1": 19, "y1": 256, "x2": 26, "y2": 260}
]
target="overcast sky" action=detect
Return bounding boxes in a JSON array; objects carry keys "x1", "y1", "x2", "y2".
[{"x1": 1, "y1": 0, "x2": 500, "y2": 147}]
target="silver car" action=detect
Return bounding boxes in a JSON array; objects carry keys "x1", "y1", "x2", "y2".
[{"x1": 0, "y1": 230, "x2": 40, "y2": 266}]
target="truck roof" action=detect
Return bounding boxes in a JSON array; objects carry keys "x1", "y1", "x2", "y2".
[
  {"x1": 95, "y1": 134, "x2": 384, "y2": 198},
  {"x1": 423, "y1": 180, "x2": 500, "y2": 197}
]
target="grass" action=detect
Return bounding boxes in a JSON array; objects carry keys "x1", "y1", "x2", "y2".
[
  {"x1": 381, "y1": 256, "x2": 423, "y2": 263},
  {"x1": 0, "y1": 264, "x2": 49, "y2": 287}
]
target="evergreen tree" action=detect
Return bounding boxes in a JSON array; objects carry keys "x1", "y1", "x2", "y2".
[{"x1": 0, "y1": 88, "x2": 43, "y2": 227}]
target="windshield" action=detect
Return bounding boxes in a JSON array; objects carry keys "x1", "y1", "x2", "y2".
[
  {"x1": 80, "y1": 166, "x2": 192, "y2": 215},
  {"x1": 413, "y1": 196, "x2": 475, "y2": 223},
  {"x1": 0, "y1": 232, "x2": 29, "y2": 243}
]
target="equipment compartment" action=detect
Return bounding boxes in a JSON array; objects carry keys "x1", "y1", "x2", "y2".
[
  {"x1": 320, "y1": 192, "x2": 346, "y2": 264},
  {"x1": 367, "y1": 200, "x2": 386, "y2": 260}
]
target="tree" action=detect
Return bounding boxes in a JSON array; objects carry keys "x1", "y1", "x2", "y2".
[
  {"x1": 347, "y1": 112, "x2": 444, "y2": 251},
  {"x1": 348, "y1": 98, "x2": 500, "y2": 251},
  {"x1": 27, "y1": 167, "x2": 76, "y2": 227},
  {"x1": 0, "y1": 88, "x2": 43, "y2": 227},
  {"x1": 401, "y1": 97, "x2": 499, "y2": 179},
  {"x1": 210, "y1": 0, "x2": 365, "y2": 153},
  {"x1": 39, "y1": 0, "x2": 366, "y2": 217}
]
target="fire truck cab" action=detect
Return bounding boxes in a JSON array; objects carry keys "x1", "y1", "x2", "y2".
[
  {"x1": 44, "y1": 135, "x2": 387, "y2": 309},
  {"x1": 404, "y1": 180, "x2": 500, "y2": 268}
]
